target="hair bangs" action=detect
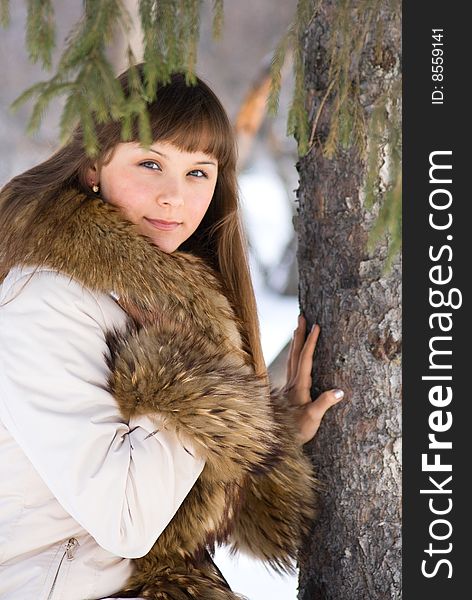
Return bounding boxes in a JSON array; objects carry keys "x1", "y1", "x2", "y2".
[{"x1": 143, "y1": 75, "x2": 235, "y2": 169}]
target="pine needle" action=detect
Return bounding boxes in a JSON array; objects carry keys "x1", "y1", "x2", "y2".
[
  {"x1": 268, "y1": 30, "x2": 290, "y2": 116},
  {"x1": 1, "y1": 0, "x2": 10, "y2": 28},
  {"x1": 26, "y1": 0, "x2": 56, "y2": 69},
  {"x1": 212, "y1": 0, "x2": 224, "y2": 41}
]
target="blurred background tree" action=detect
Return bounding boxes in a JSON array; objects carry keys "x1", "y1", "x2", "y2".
[{"x1": 0, "y1": 1, "x2": 401, "y2": 598}]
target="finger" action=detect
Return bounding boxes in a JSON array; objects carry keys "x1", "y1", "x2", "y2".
[
  {"x1": 286, "y1": 336, "x2": 294, "y2": 382},
  {"x1": 290, "y1": 315, "x2": 306, "y2": 383},
  {"x1": 307, "y1": 389, "x2": 345, "y2": 420},
  {"x1": 295, "y1": 323, "x2": 321, "y2": 385}
]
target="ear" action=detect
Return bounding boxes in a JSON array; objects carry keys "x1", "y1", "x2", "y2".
[{"x1": 85, "y1": 163, "x2": 99, "y2": 186}]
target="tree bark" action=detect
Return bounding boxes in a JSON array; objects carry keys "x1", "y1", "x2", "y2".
[{"x1": 296, "y1": 2, "x2": 401, "y2": 599}]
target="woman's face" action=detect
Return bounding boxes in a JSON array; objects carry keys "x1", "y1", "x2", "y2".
[{"x1": 87, "y1": 141, "x2": 218, "y2": 253}]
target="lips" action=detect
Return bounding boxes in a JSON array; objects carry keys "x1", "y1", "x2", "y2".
[{"x1": 145, "y1": 218, "x2": 182, "y2": 231}]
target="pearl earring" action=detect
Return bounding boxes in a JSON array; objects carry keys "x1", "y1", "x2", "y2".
[{"x1": 92, "y1": 183, "x2": 99, "y2": 193}]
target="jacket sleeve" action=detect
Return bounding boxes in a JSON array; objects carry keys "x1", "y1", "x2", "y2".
[
  {"x1": 0, "y1": 269, "x2": 205, "y2": 559},
  {"x1": 227, "y1": 387, "x2": 320, "y2": 574}
]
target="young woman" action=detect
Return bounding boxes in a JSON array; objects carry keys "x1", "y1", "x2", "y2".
[{"x1": 0, "y1": 64, "x2": 344, "y2": 600}]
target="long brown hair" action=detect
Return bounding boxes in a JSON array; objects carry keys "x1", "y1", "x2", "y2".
[{"x1": 0, "y1": 64, "x2": 266, "y2": 376}]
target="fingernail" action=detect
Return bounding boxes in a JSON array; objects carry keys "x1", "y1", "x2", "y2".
[
  {"x1": 311, "y1": 323, "x2": 317, "y2": 331},
  {"x1": 333, "y1": 389, "x2": 344, "y2": 399}
]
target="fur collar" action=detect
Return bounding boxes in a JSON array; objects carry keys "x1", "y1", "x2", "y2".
[{"x1": 2, "y1": 186, "x2": 247, "y2": 360}]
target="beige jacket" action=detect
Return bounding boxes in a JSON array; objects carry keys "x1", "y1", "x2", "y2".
[{"x1": 0, "y1": 265, "x2": 204, "y2": 599}]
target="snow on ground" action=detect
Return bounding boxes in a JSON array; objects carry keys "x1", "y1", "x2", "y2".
[{"x1": 214, "y1": 545, "x2": 299, "y2": 599}]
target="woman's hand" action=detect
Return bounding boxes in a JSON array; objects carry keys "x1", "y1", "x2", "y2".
[{"x1": 285, "y1": 315, "x2": 345, "y2": 445}]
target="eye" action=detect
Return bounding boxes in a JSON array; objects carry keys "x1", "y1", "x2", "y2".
[
  {"x1": 140, "y1": 160, "x2": 161, "y2": 170},
  {"x1": 188, "y1": 169, "x2": 208, "y2": 179}
]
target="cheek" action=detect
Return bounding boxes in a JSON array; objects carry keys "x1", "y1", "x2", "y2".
[
  {"x1": 104, "y1": 178, "x2": 149, "y2": 216},
  {"x1": 187, "y1": 194, "x2": 213, "y2": 227}
]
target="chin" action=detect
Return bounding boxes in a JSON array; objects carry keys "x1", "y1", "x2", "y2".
[{"x1": 153, "y1": 239, "x2": 180, "y2": 254}]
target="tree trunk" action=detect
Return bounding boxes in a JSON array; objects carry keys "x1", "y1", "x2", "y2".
[{"x1": 296, "y1": 2, "x2": 401, "y2": 599}]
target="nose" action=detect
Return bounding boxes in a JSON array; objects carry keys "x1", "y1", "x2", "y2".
[{"x1": 156, "y1": 176, "x2": 184, "y2": 208}]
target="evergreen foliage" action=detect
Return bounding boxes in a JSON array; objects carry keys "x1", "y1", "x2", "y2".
[
  {"x1": 0, "y1": 0, "x2": 10, "y2": 27},
  {"x1": 211, "y1": 0, "x2": 224, "y2": 40},
  {"x1": 25, "y1": 0, "x2": 56, "y2": 69},
  {"x1": 268, "y1": 0, "x2": 402, "y2": 271},
  {"x1": 4, "y1": 0, "x2": 212, "y2": 155},
  {"x1": 268, "y1": 0, "x2": 313, "y2": 154},
  {"x1": 2, "y1": 0, "x2": 401, "y2": 268}
]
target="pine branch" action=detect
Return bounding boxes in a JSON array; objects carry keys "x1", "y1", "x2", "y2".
[
  {"x1": 6, "y1": 0, "x2": 189, "y2": 155},
  {"x1": 212, "y1": 0, "x2": 224, "y2": 40},
  {"x1": 26, "y1": 0, "x2": 56, "y2": 69},
  {"x1": 185, "y1": 0, "x2": 201, "y2": 83},
  {"x1": 268, "y1": 0, "x2": 401, "y2": 270},
  {"x1": 268, "y1": 29, "x2": 290, "y2": 117},
  {"x1": 0, "y1": 0, "x2": 10, "y2": 27}
]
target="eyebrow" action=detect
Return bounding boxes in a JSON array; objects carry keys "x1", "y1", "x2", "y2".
[{"x1": 141, "y1": 146, "x2": 217, "y2": 166}]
